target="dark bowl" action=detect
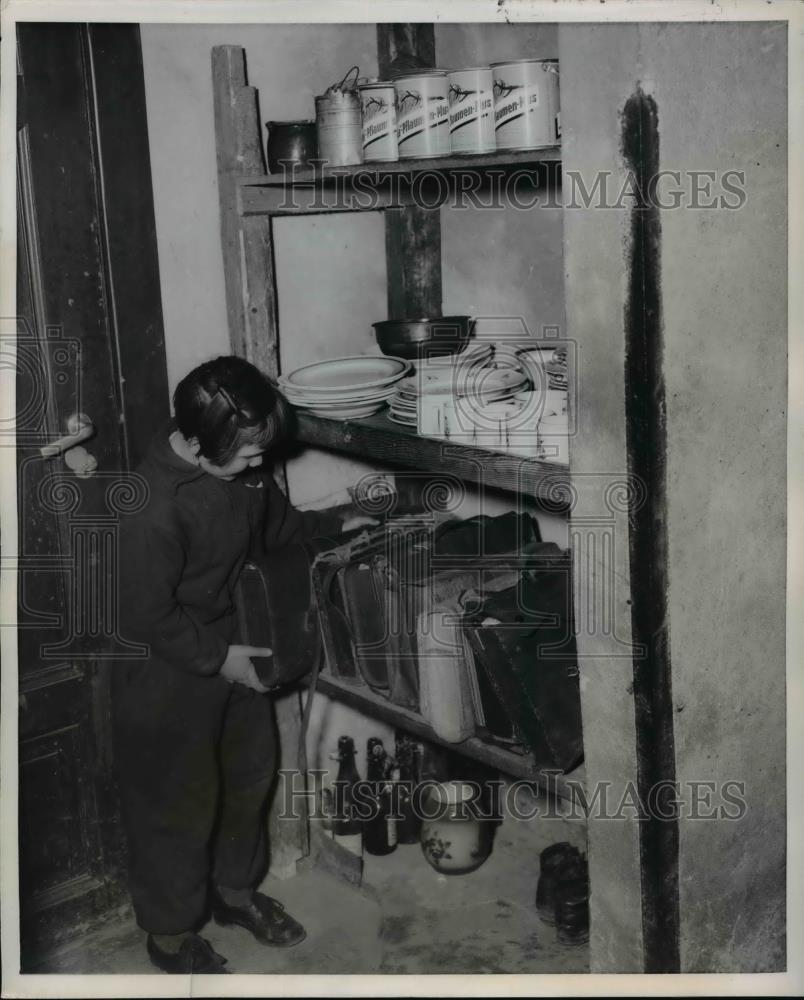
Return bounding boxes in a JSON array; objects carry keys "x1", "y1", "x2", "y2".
[{"x1": 373, "y1": 316, "x2": 474, "y2": 360}]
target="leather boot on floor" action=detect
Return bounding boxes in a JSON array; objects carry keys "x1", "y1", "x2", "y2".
[
  {"x1": 535, "y1": 842, "x2": 583, "y2": 925},
  {"x1": 211, "y1": 889, "x2": 307, "y2": 947},
  {"x1": 146, "y1": 933, "x2": 229, "y2": 973}
]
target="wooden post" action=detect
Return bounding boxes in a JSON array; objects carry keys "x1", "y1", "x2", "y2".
[
  {"x1": 377, "y1": 25, "x2": 442, "y2": 318},
  {"x1": 212, "y1": 45, "x2": 280, "y2": 376},
  {"x1": 212, "y1": 44, "x2": 305, "y2": 877}
]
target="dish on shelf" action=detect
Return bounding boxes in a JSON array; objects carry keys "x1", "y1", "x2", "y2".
[
  {"x1": 279, "y1": 355, "x2": 410, "y2": 392},
  {"x1": 388, "y1": 411, "x2": 417, "y2": 426},
  {"x1": 282, "y1": 384, "x2": 398, "y2": 405},
  {"x1": 279, "y1": 354, "x2": 411, "y2": 420},
  {"x1": 398, "y1": 366, "x2": 529, "y2": 398},
  {"x1": 304, "y1": 401, "x2": 388, "y2": 420},
  {"x1": 372, "y1": 316, "x2": 474, "y2": 360},
  {"x1": 417, "y1": 342, "x2": 492, "y2": 369}
]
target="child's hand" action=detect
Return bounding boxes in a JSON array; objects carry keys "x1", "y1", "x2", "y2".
[{"x1": 220, "y1": 644, "x2": 272, "y2": 693}]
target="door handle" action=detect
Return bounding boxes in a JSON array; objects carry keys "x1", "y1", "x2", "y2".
[{"x1": 40, "y1": 413, "x2": 95, "y2": 458}]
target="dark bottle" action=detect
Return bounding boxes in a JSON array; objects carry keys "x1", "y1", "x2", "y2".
[
  {"x1": 394, "y1": 732, "x2": 423, "y2": 844},
  {"x1": 364, "y1": 737, "x2": 397, "y2": 856},
  {"x1": 332, "y1": 736, "x2": 362, "y2": 843}
]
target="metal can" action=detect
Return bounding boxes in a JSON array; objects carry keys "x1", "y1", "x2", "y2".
[
  {"x1": 315, "y1": 88, "x2": 363, "y2": 167},
  {"x1": 393, "y1": 71, "x2": 450, "y2": 159},
  {"x1": 447, "y1": 67, "x2": 495, "y2": 154},
  {"x1": 357, "y1": 81, "x2": 398, "y2": 162},
  {"x1": 490, "y1": 58, "x2": 560, "y2": 151}
]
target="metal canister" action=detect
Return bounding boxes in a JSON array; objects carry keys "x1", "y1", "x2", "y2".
[
  {"x1": 447, "y1": 67, "x2": 495, "y2": 154},
  {"x1": 315, "y1": 69, "x2": 363, "y2": 168},
  {"x1": 490, "y1": 58, "x2": 561, "y2": 151},
  {"x1": 357, "y1": 81, "x2": 398, "y2": 162},
  {"x1": 393, "y1": 70, "x2": 450, "y2": 159}
]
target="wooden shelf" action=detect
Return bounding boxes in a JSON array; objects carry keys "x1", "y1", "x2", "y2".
[
  {"x1": 294, "y1": 409, "x2": 572, "y2": 508},
  {"x1": 312, "y1": 670, "x2": 585, "y2": 803},
  {"x1": 242, "y1": 147, "x2": 561, "y2": 186},
  {"x1": 238, "y1": 148, "x2": 561, "y2": 215}
]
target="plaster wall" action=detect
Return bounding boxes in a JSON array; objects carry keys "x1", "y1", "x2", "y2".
[
  {"x1": 646, "y1": 21, "x2": 787, "y2": 973},
  {"x1": 559, "y1": 19, "x2": 787, "y2": 974}
]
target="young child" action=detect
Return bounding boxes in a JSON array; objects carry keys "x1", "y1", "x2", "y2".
[{"x1": 113, "y1": 355, "x2": 368, "y2": 974}]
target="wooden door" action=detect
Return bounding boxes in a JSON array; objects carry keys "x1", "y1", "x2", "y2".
[{"x1": 15, "y1": 23, "x2": 169, "y2": 966}]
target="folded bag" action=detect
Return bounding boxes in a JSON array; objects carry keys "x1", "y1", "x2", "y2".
[
  {"x1": 234, "y1": 528, "x2": 369, "y2": 689},
  {"x1": 416, "y1": 568, "x2": 525, "y2": 743},
  {"x1": 323, "y1": 512, "x2": 542, "y2": 706},
  {"x1": 387, "y1": 511, "x2": 543, "y2": 702},
  {"x1": 235, "y1": 543, "x2": 321, "y2": 689},
  {"x1": 462, "y1": 548, "x2": 584, "y2": 772}
]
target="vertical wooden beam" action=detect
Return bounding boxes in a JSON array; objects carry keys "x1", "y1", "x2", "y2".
[
  {"x1": 212, "y1": 45, "x2": 280, "y2": 376},
  {"x1": 377, "y1": 23, "x2": 436, "y2": 72},
  {"x1": 377, "y1": 25, "x2": 442, "y2": 319},
  {"x1": 212, "y1": 45, "x2": 304, "y2": 877}
]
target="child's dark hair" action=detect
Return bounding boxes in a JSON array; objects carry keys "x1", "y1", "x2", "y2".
[{"x1": 173, "y1": 356, "x2": 290, "y2": 466}]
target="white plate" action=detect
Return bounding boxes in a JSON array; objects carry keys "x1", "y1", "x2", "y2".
[
  {"x1": 304, "y1": 401, "x2": 387, "y2": 419},
  {"x1": 285, "y1": 385, "x2": 397, "y2": 406},
  {"x1": 417, "y1": 345, "x2": 492, "y2": 370},
  {"x1": 387, "y1": 411, "x2": 417, "y2": 426},
  {"x1": 398, "y1": 367, "x2": 528, "y2": 397},
  {"x1": 280, "y1": 355, "x2": 410, "y2": 393}
]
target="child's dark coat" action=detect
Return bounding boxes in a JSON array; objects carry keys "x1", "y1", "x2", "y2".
[{"x1": 111, "y1": 425, "x2": 337, "y2": 933}]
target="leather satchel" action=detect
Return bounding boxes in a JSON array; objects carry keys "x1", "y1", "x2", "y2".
[
  {"x1": 462, "y1": 547, "x2": 584, "y2": 772},
  {"x1": 235, "y1": 542, "x2": 322, "y2": 689},
  {"x1": 234, "y1": 529, "x2": 366, "y2": 689}
]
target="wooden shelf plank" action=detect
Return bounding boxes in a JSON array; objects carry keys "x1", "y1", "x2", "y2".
[
  {"x1": 239, "y1": 147, "x2": 562, "y2": 187},
  {"x1": 311, "y1": 671, "x2": 585, "y2": 802},
  {"x1": 294, "y1": 409, "x2": 572, "y2": 507},
  {"x1": 238, "y1": 149, "x2": 562, "y2": 215}
]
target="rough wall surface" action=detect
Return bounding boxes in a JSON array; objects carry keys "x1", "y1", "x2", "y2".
[
  {"x1": 558, "y1": 23, "x2": 646, "y2": 974},
  {"x1": 560, "y1": 19, "x2": 787, "y2": 974},
  {"x1": 653, "y1": 21, "x2": 787, "y2": 973}
]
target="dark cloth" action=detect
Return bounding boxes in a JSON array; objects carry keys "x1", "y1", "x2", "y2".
[
  {"x1": 112, "y1": 423, "x2": 339, "y2": 933},
  {"x1": 112, "y1": 666, "x2": 276, "y2": 933},
  {"x1": 117, "y1": 421, "x2": 338, "y2": 678}
]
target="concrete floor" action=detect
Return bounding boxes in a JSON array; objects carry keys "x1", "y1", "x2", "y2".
[{"x1": 32, "y1": 810, "x2": 588, "y2": 976}]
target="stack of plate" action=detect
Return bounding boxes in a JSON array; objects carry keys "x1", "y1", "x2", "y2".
[
  {"x1": 387, "y1": 344, "x2": 499, "y2": 426},
  {"x1": 278, "y1": 355, "x2": 411, "y2": 420},
  {"x1": 399, "y1": 364, "x2": 530, "y2": 406}
]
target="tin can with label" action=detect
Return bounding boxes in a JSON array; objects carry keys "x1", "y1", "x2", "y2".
[
  {"x1": 394, "y1": 71, "x2": 451, "y2": 159},
  {"x1": 490, "y1": 58, "x2": 560, "y2": 151},
  {"x1": 358, "y1": 81, "x2": 398, "y2": 162},
  {"x1": 315, "y1": 87, "x2": 363, "y2": 167},
  {"x1": 447, "y1": 67, "x2": 495, "y2": 154}
]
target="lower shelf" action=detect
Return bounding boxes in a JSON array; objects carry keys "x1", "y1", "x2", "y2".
[{"x1": 310, "y1": 670, "x2": 586, "y2": 803}]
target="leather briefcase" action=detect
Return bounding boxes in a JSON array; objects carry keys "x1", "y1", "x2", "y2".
[
  {"x1": 462, "y1": 548, "x2": 584, "y2": 772},
  {"x1": 234, "y1": 528, "x2": 367, "y2": 690},
  {"x1": 235, "y1": 542, "x2": 322, "y2": 689}
]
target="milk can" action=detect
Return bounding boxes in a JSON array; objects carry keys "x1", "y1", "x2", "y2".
[
  {"x1": 315, "y1": 66, "x2": 363, "y2": 168},
  {"x1": 358, "y1": 80, "x2": 398, "y2": 162}
]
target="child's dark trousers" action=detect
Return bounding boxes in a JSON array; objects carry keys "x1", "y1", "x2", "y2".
[{"x1": 111, "y1": 661, "x2": 277, "y2": 934}]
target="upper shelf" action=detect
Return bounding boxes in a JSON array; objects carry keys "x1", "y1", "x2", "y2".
[
  {"x1": 293, "y1": 410, "x2": 572, "y2": 509},
  {"x1": 238, "y1": 147, "x2": 562, "y2": 215}
]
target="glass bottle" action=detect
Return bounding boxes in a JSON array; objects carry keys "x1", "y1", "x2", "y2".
[
  {"x1": 332, "y1": 735, "x2": 363, "y2": 856},
  {"x1": 394, "y1": 732, "x2": 423, "y2": 844},
  {"x1": 364, "y1": 737, "x2": 397, "y2": 856}
]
